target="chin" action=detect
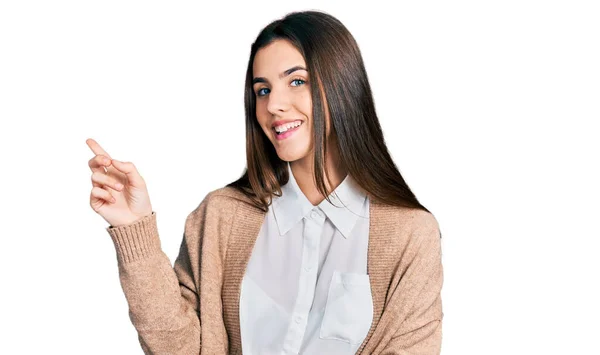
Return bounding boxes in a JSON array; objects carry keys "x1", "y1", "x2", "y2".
[
  {"x1": 276, "y1": 150, "x2": 309, "y2": 163},
  {"x1": 274, "y1": 142, "x2": 312, "y2": 163}
]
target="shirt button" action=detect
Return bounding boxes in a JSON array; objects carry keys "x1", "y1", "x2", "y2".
[
  {"x1": 304, "y1": 266, "x2": 312, "y2": 272},
  {"x1": 311, "y1": 210, "x2": 319, "y2": 219},
  {"x1": 295, "y1": 316, "x2": 302, "y2": 324}
]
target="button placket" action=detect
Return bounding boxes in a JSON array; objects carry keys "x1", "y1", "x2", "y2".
[{"x1": 281, "y1": 210, "x2": 324, "y2": 354}]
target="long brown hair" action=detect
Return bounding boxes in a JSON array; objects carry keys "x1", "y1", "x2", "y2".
[{"x1": 227, "y1": 10, "x2": 433, "y2": 219}]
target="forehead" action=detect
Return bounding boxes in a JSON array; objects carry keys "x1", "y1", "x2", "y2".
[{"x1": 253, "y1": 39, "x2": 306, "y2": 76}]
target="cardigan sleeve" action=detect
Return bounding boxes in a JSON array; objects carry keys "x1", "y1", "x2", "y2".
[
  {"x1": 106, "y1": 210, "x2": 201, "y2": 354},
  {"x1": 380, "y1": 217, "x2": 444, "y2": 355}
]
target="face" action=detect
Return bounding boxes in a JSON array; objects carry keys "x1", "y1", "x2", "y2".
[{"x1": 252, "y1": 39, "x2": 331, "y2": 163}]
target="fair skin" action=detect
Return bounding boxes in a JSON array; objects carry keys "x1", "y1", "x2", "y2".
[{"x1": 252, "y1": 39, "x2": 347, "y2": 206}]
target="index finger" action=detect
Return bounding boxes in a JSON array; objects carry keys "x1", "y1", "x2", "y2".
[{"x1": 86, "y1": 138, "x2": 112, "y2": 159}]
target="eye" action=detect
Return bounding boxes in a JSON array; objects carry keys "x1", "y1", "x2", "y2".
[
  {"x1": 291, "y1": 78, "x2": 306, "y2": 87},
  {"x1": 255, "y1": 78, "x2": 306, "y2": 97},
  {"x1": 256, "y1": 87, "x2": 270, "y2": 97}
]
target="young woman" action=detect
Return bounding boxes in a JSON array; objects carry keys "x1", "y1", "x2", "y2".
[{"x1": 87, "y1": 10, "x2": 444, "y2": 355}]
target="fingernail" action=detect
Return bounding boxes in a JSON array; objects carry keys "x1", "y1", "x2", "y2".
[{"x1": 116, "y1": 183, "x2": 124, "y2": 189}]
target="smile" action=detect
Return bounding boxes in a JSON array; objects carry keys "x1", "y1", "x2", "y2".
[{"x1": 273, "y1": 121, "x2": 304, "y2": 141}]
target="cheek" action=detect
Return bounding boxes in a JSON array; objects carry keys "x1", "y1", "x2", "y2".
[
  {"x1": 255, "y1": 101, "x2": 269, "y2": 129},
  {"x1": 298, "y1": 91, "x2": 312, "y2": 116}
]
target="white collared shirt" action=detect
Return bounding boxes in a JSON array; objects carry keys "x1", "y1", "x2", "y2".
[{"x1": 239, "y1": 162, "x2": 373, "y2": 355}]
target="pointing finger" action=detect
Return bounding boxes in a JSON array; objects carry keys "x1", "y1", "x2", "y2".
[{"x1": 86, "y1": 138, "x2": 112, "y2": 160}]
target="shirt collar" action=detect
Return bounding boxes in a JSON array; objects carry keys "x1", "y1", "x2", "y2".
[{"x1": 271, "y1": 161, "x2": 367, "y2": 238}]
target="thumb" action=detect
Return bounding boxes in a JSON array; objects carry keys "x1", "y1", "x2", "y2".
[{"x1": 111, "y1": 159, "x2": 145, "y2": 187}]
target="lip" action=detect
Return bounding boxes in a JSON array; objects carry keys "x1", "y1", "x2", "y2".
[
  {"x1": 273, "y1": 120, "x2": 303, "y2": 141},
  {"x1": 271, "y1": 119, "x2": 304, "y2": 129}
]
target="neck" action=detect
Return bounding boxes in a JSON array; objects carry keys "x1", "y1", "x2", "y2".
[{"x1": 290, "y1": 143, "x2": 346, "y2": 206}]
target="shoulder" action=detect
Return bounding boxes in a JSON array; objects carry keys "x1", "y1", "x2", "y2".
[
  {"x1": 379, "y1": 204, "x2": 443, "y2": 266},
  {"x1": 370, "y1": 199, "x2": 441, "y2": 254},
  {"x1": 399, "y1": 207, "x2": 441, "y2": 246},
  {"x1": 179, "y1": 187, "x2": 254, "y2": 249},
  {"x1": 408, "y1": 208, "x2": 440, "y2": 237},
  {"x1": 408, "y1": 209, "x2": 441, "y2": 249},
  {"x1": 185, "y1": 186, "x2": 258, "y2": 224},
  {"x1": 203, "y1": 186, "x2": 251, "y2": 207},
  {"x1": 396, "y1": 208, "x2": 442, "y2": 261},
  {"x1": 372, "y1": 199, "x2": 440, "y2": 236}
]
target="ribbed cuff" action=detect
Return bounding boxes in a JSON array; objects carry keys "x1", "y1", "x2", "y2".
[{"x1": 106, "y1": 212, "x2": 162, "y2": 264}]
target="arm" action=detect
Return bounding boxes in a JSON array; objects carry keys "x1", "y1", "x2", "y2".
[
  {"x1": 380, "y1": 217, "x2": 444, "y2": 355},
  {"x1": 106, "y1": 210, "x2": 202, "y2": 354}
]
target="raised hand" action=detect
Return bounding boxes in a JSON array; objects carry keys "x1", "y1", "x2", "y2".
[{"x1": 86, "y1": 138, "x2": 153, "y2": 227}]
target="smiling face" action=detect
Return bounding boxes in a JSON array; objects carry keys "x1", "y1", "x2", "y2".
[{"x1": 252, "y1": 39, "x2": 331, "y2": 163}]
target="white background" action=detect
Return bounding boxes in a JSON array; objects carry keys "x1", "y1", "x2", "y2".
[{"x1": 1, "y1": 1, "x2": 599, "y2": 354}]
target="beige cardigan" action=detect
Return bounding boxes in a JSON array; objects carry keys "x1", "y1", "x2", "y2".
[{"x1": 106, "y1": 186, "x2": 444, "y2": 354}]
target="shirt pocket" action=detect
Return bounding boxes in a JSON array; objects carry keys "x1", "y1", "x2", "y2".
[{"x1": 319, "y1": 270, "x2": 374, "y2": 345}]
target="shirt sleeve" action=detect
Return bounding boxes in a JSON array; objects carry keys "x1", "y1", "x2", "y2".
[
  {"x1": 380, "y1": 217, "x2": 444, "y2": 355},
  {"x1": 106, "y1": 210, "x2": 201, "y2": 354}
]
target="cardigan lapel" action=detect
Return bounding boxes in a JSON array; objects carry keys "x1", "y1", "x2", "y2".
[
  {"x1": 221, "y1": 199, "x2": 267, "y2": 354},
  {"x1": 357, "y1": 196, "x2": 396, "y2": 355}
]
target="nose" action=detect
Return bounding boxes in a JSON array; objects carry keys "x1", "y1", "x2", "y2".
[{"x1": 266, "y1": 86, "x2": 291, "y2": 115}]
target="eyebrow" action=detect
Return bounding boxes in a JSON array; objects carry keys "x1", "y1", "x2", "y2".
[{"x1": 252, "y1": 65, "x2": 307, "y2": 85}]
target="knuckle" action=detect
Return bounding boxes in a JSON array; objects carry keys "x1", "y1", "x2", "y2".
[{"x1": 93, "y1": 155, "x2": 108, "y2": 166}]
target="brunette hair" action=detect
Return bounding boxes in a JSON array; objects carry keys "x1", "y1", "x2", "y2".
[{"x1": 227, "y1": 10, "x2": 435, "y2": 226}]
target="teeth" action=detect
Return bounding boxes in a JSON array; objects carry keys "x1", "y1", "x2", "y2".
[{"x1": 274, "y1": 121, "x2": 302, "y2": 133}]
